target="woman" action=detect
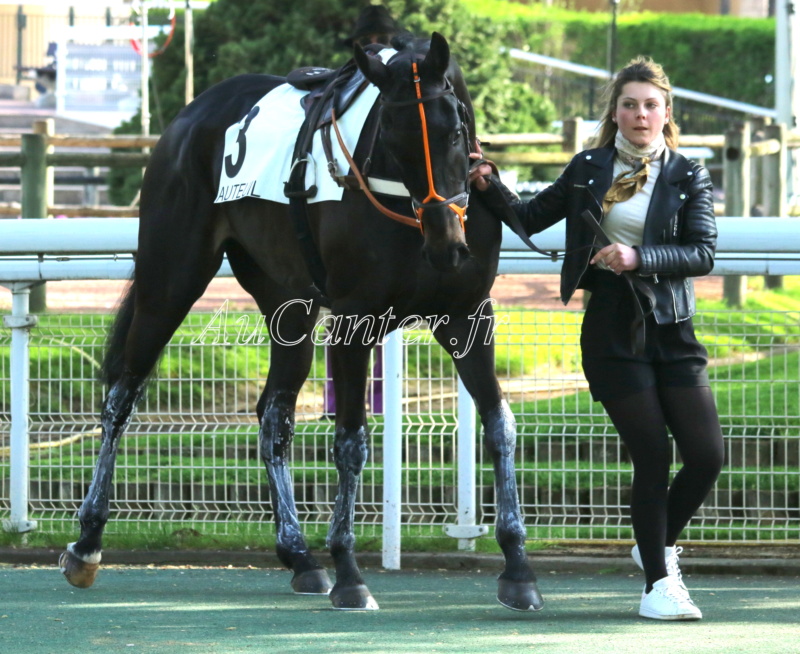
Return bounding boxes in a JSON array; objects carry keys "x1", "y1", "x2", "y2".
[{"x1": 471, "y1": 57, "x2": 724, "y2": 620}]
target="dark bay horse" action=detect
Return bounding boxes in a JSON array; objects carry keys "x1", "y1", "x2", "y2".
[{"x1": 58, "y1": 33, "x2": 543, "y2": 612}]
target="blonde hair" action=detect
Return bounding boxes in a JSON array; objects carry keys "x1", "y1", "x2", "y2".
[{"x1": 594, "y1": 56, "x2": 679, "y2": 150}]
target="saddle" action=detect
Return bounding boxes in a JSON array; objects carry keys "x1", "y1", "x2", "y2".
[
  {"x1": 283, "y1": 48, "x2": 386, "y2": 302},
  {"x1": 283, "y1": 46, "x2": 385, "y2": 200}
]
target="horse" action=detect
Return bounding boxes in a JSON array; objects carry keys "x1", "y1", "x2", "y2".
[{"x1": 58, "y1": 32, "x2": 543, "y2": 612}]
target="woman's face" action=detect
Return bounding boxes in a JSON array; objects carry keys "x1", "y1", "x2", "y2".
[{"x1": 612, "y1": 81, "x2": 671, "y2": 147}]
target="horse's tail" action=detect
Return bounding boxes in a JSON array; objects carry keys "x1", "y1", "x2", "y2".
[{"x1": 100, "y1": 280, "x2": 137, "y2": 387}]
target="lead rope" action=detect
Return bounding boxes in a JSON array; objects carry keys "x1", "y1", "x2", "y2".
[{"x1": 330, "y1": 107, "x2": 420, "y2": 229}]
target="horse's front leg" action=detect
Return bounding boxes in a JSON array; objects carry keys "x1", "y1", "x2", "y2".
[
  {"x1": 327, "y1": 339, "x2": 378, "y2": 610},
  {"x1": 259, "y1": 300, "x2": 332, "y2": 595},
  {"x1": 259, "y1": 388, "x2": 332, "y2": 595},
  {"x1": 433, "y1": 304, "x2": 543, "y2": 611},
  {"x1": 60, "y1": 371, "x2": 145, "y2": 588}
]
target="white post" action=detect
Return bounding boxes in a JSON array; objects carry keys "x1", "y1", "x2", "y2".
[
  {"x1": 2, "y1": 284, "x2": 39, "y2": 533},
  {"x1": 443, "y1": 377, "x2": 487, "y2": 548},
  {"x1": 184, "y1": 0, "x2": 194, "y2": 105},
  {"x1": 381, "y1": 329, "x2": 403, "y2": 570},
  {"x1": 140, "y1": 0, "x2": 150, "y2": 138},
  {"x1": 456, "y1": 377, "x2": 477, "y2": 550}
]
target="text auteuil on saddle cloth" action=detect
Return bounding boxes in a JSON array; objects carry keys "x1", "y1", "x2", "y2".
[{"x1": 215, "y1": 51, "x2": 396, "y2": 206}]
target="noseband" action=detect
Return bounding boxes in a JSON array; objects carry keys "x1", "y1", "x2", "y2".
[{"x1": 331, "y1": 60, "x2": 470, "y2": 234}]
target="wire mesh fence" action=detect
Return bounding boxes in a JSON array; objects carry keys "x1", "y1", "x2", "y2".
[{"x1": 1, "y1": 304, "x2": 799, "y2": 544}]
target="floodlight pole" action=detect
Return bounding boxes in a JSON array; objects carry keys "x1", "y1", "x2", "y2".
[
  {"x1": 607, "y1": 0, "x2": 620, "y2": 77},
  {"x1": 140, "y1": 0, "x2": 150, "y2": 139},
  {"x1": 185, "y1": 0, "x2": 194, "y2": 104},
  {"x1": 775, "y1": 0, "x2": 797, "y2": 200}
]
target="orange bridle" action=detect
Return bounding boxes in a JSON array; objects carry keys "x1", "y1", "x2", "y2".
[
  {"x1": 408, "y1": 62, "x2": 468, "y2": 231},
  {"x1": 330, "y1": 60, "x2": 470, "y2": 234}
]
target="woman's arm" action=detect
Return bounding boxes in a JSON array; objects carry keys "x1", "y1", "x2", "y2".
[
  {"x1": 470, "y1": 155, "x2": 573, "y2": 236},
  {"x1": 635, "y1": 165, "x2": 717, "y2": 277}
]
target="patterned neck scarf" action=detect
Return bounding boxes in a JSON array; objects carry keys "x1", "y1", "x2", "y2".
[{"x1": 602, "y1": 131, "x2": 667, "y2": 216}]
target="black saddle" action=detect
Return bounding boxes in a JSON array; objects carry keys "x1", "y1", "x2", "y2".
[
  {"x1": 286, "y1": 66, "x2": 337, "y2": 91},
  {"x1": 283, "y1": 48, "x2": 384, "y2": 199},
  {"x1": 283, "y1": 48, "x2": 388, "y2": 302}
]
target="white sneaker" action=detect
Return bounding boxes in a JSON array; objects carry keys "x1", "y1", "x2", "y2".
[
  {"x1": 632, "y1": 544, "x2": 685, "y2": 586},
  {"x1": 639, "y1": 576, "x2": 702, "y2": 621}
]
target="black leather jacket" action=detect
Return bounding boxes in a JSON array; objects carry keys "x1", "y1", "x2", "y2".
[{"x1": 479, "y1": 146, "x2": 717, "y2": 324}]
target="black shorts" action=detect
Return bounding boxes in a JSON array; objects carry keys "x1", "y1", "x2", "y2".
[{"x1": 580, "y1": 272, "x2": 710, "y2": 403}]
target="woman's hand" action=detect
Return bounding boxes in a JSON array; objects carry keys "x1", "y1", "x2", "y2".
[
  {"x1": 590, "y1": 243, "x2": 640, "y2": 274},
  {"x1": 468, "y1": 152, "x2": 492, "y2": 192}
]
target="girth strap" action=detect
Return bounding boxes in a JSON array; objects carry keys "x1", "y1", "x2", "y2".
[{"x1": 288, "y1": 197, "x2": 331, "y2": 304}]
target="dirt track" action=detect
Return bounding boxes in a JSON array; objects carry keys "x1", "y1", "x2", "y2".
[{"x1": 0, "y1": 274, "x2": 725, "y2": 312}]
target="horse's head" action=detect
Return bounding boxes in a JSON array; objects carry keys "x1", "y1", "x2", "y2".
[{"x1": 354, "y1": 33, "x2": 472, "y2": 273}]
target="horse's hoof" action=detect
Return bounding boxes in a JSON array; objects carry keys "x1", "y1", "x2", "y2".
[
  {"x1": 330, "y1": 584, "x2": 380, "y2": 611},
  {"x1": 291, "y1": 568, "x2": 333, "y2": 595},
  {"x1": 59, "y1": 550, "x2": 100, "y2": 589},
  {"x1": 497, "y1": 578, "x2": 544, "y2": 612}
]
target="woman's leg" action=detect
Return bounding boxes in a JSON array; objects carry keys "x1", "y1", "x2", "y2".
[
  {"x1": 601, "y1": 387, "x2": 671, "y2": 591},
  {"x1": 658, "y1": 386, "x2": 724, "y2": 546}
]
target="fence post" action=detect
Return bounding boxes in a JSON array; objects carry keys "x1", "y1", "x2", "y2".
[
  {"x1": 722, "y1": 122, "x2": 751, "y2": 306},
  {"x1": 21, "y1": 123, "x2": 52, "y2": 313},
  {"x1": 456, "y1": 377, "x2": 477, "y2": 550},
  {"x1": 15, "y1": 5, "x2": 26, "y2": 85},
  {"x1": 2, "y1": 284, "x2": 39, "y2": 534},
  {"x1": 749, "y1": 117, "x2": 768, "y2": 212},
  {"x1": 382, "y1": 329, "x2": 403, "y2": 570},
  {"x1": 444, "y1": 378, "x2": 488, "y2": 548},
  {"x1": 562, "y1": 117, "x2": 584, "y2": 155},
  {"x1": 762, "y1": 123, "x2": 787, "y2": 289}
]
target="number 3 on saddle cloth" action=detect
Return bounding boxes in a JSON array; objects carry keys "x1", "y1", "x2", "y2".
[{"x1": 214, "y1": 46, "x2": 398, "y2": 207}]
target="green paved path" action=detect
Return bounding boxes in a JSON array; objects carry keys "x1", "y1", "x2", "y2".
[{"x1": 1, "y1": 566, "x2": 798, "y2": 653}]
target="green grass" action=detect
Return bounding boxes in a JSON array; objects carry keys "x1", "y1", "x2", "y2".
[
  {"x1": 5, "y1": 518, "x2": 796, "y2": 552},
  {"x1": 3, "y1": 277, "x2": 800, "y2": 417},
  {"x1": 3, "y1": 277, "x2": 800, "y2": 547},
  {"x1": 0, "y1": 521, "x2": 555, "y2": 555},
  {"x1": 507, "y1": 349, "x2": 800, "y2": 436},
  {"x1": 9, "y1": 443, "x2": 798, "y2": 493}
]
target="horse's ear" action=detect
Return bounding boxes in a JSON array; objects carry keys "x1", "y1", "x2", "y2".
[
  {"x1": 422, "y1": 32, "x2": 450, "y2": 80},
  {"x1": 354, "y1": 44, "x2": 390, "y2": 90}
]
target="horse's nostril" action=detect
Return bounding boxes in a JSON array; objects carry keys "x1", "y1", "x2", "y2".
[{"x1": 451, "y1": 244, "x2": 470, "y2": 269}]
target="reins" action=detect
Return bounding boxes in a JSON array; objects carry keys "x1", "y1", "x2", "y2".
[
  {"x1": 330, "y1": 59, "x2": 469, "y2": 234},
  {"x1": 331, "y1": 107, "x2": 419, "y2": 229}
]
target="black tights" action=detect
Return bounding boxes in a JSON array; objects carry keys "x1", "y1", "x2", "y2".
[{"x1": 601, "y1": 385, "x2": 724, "y2": 591}]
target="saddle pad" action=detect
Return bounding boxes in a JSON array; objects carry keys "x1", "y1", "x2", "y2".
[{"x1": 214, "y1": 50, "x2": 395, "y2": 205}]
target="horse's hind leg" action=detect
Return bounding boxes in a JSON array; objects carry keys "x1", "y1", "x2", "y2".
[
  {"x1": 59, "y1": 329, "x2": 147, "y2": 587},
  {"x1": 432, "y1": 307, "x2": 543, "y2": 611},
  {"x1": 60, "y1": 218, "x2": 224, "y2": 588},
  {"x1": 226, "y1": 244, "x2": 332, "y2": 595}
]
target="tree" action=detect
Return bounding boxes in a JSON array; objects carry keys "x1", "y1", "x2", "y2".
[{"x1": 110, "y1": 0, "x2": 554, "y2": 204}]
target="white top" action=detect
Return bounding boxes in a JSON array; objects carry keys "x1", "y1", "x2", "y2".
[{"x1": 602, "y1": 155, "x2": 665, "y2": 246}]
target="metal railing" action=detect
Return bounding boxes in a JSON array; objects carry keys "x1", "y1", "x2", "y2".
[{"x1": 2, "y1": 219, "x2": 800, "y2": 561}]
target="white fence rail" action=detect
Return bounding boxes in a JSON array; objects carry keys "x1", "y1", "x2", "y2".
[{"x1": 2, "y1": 218, "x2": 800, "y2": 561}]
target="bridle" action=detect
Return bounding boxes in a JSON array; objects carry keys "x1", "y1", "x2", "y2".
[{"x1": 331, "y1": 60, "x2": 471, "y2": 234}]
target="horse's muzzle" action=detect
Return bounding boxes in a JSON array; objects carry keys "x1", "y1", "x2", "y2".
[{"x1": 422, "y1": 241, "x2": 471, "y2": 273}]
